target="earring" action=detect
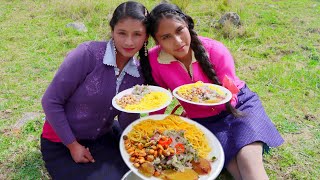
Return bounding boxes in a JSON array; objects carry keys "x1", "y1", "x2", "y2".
[
  {"x1": 112, "y1": 38, "x2": 117, "y2": 55},
  {"x1": 144, "y1": 42, "x2": 148, "y2": 56}
]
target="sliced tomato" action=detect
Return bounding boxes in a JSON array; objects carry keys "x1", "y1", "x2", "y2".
[
  {"x1": 158, "y1": 137, "x2": 172, "y2": 147},
  {"x1": 175, "y1": 143, "x2": 185, "y2": 154}
]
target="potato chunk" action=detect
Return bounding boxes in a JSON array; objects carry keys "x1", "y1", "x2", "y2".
[
  {"x1": 161, "y1": 169, "x2": 199, "y2": 180},
  {"x1": 138, "y1": 162, "x2": 155, "y2": 177}
]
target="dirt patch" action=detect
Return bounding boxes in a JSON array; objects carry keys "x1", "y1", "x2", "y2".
[
  {"x1": 278, "y1": 49, "x2": 295, "y2": 56},
  {"x1": 307, "y1": 28, "x2": 320, "y2": 34},
  {"x1": 0, "y1": 109, "x2": 12, "y2": 120},
  {"x1": 304, "y1": 114, "x2": 317, "y2": 121},
  {"x1": 0, "y1": 160, "x2": 13, "y2": 180},
  {"x1": 1, "y1": 112, "x2": 42, "y2": 136},
  {"x1": 0, "y1": 171, "x2": 8, "y2": 180},
  {"x1": 236, "y1": 59, "x2": 270, "y2": 73},
  {"x1": 283, "y1": 127, "x2": 314, "y2": 145},
  {"x1": 293, "y1": 61, "x2": 307, "y2": 70},
  {"x1": 13, "y1": 112, "x2": 41, "y2": 131},
  {"x1": 0, "y1": 128, "x2": 12, "y2": 135}
]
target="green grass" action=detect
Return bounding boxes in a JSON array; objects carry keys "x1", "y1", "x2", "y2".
[{"x1": 1, "y1": 0, "x2": 319, "y2": 179}]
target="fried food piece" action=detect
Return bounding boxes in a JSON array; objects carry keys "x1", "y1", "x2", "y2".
[
  {"x1": 138, "y1": 162, "x2": 155, "y2": 177},
  {"x1": 191, "y1": 157, "x2": 211, "y2": 175},
  {"x1": 161, "y1": 169, "x2": 199, "y2": 180}
]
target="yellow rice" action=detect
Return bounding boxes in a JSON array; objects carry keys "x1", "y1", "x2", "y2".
[
  {"x1": 125, "y1": 92, "x2": 169, "y2": 110},
  {"x1": 177, "y1": 81, "x2": 224, "y2": 95}
]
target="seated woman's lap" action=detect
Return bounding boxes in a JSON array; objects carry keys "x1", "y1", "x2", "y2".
[{"x1": 41, "y1": 126, "x2": 128, "y2": 180}]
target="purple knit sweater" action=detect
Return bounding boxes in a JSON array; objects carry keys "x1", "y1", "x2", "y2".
[{"x1": 41, "y1": 41, "x2": 144, "y2": 145}]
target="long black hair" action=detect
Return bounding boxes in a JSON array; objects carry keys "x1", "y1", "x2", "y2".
[
  {"x1": 142, "y1": 3, "x2": 242, "y2": 117},
  {"x1": 109, "y1": 1, "x2": 149, "y2": 62}
]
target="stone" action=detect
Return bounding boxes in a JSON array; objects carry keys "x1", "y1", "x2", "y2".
[
  {"x1": 219, "y1": 12, "x2": 241, "y2": 26},
  {"x1": 66, "y1": 22, "x2": 88, "y2": 32}
]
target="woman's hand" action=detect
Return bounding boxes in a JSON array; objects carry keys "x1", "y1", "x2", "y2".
[{"x1": 67, "y1": 141, "x2": 95, "y2": 163}]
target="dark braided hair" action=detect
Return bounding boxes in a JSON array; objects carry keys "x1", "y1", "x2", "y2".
[
  {"x1": 142, "y1": 3, "x2": 242, "y2": 117},
  {"x1": 109, "y1": 1, "x2": 149, "y2": 63}
]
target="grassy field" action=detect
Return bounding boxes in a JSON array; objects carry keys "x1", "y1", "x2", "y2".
[{"x1": 0, "y1": 0, "x2": 319, "y2": 179}]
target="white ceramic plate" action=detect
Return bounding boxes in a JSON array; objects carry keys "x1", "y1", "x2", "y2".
[
  {"x1": 172, "y1": 83, "x2": 232, "y2": 106},
  {"x1": 112, "y1": 86, "x2": 172, "y2": 114},
  {"x1": 119, "y1": 114, "x2": 225, "y2": 180},
  {"x1": 121, "y1": 170, "x2": 143, "y2": 180}
]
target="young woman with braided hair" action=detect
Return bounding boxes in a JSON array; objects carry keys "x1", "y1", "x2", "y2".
[{"x1": 141, "y1": 3, "x2": 284, "y2": 180}]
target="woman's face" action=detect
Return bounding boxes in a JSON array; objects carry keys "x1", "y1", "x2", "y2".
[
  {"x1": 112, "y1": 17, "x2": 147, "y2": 59},
  {"x1": 155, "y1": 17, "x2": 191, "y2": 61}
]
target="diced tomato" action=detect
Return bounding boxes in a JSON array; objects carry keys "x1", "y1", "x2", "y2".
[
  {"x1": 175, "y1": 143, "x2": 185, "y2": 154},
  {"x1": 158, "y1": 137, "x2": 172, "y2": 146}
]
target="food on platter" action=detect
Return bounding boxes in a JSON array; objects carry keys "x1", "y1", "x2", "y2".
[
  {"x1": 115, "y1": 85, "x2": 170, "y2": 111},
  {"x1": 122, "y1": 115, "x2": 214, "y2": 179},
  {"x1": 176, "y1": 81, "x2": 227, "y2": 104}
]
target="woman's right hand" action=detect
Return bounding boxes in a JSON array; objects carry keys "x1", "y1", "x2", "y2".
[{"x1": 67, "y1": 141, "x2": 95, "y2": 163}]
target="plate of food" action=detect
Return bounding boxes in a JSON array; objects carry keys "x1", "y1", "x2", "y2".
[
  {"x1": 120, "y1": 114, "x2": 225, "y2": 180},
  {"x1": 112, "y1": 85, "x2": 172, "y2": 114},
  {"x1": 172, "y1": 81, "x2": 232, "y2": 106}
]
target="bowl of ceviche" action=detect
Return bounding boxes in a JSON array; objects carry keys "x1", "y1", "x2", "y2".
[
  {"x1": 119, "y1": 114, "x2": 224, "y2": 180},
  {"x1": 112, "y1": 85, "x2": 172, "y2": 114},
  {"x1": 172, "y1": 81, "x2": 232, "y2": 106}
]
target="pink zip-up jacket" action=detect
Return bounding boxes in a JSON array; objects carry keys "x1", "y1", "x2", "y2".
[{"x1": 149, "y1": 36, "x2": 245, "y2": 118}]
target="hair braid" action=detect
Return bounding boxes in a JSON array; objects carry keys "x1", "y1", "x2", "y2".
[
  {"x1": 189, "y1": 31, "x2": 220, "y2": 84},
  {"x1": 187, "y1": 19, "x2": 242, "y2": 117},
  {"x1": 139, "y1": 41, "x2": 158, "y2": 85}
]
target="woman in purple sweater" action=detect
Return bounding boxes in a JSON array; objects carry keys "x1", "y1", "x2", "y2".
[{"x1": 40, "y1": 1, "x2": 148, "y2": 179}]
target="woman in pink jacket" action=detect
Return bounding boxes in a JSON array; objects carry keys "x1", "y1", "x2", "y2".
[{"x1": 141, "y1": 3, "x2": 284, "y2": 180}]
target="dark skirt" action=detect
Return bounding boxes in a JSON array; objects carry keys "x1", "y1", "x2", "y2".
[
  {"x1": 40, "y1": 121, "x2": 128, "y2": 180},
  {"x1": 193, "y1": 85, "x2": 284, "y2": 167}
]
